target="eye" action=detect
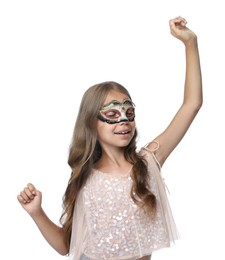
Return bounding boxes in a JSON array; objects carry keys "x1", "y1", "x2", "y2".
[
  {"x1": 126, "y1": 108, "x2": 135, "y2": 119},
  {"x1": 103, "y1": 109, "x2": 121, "y2": 119}
]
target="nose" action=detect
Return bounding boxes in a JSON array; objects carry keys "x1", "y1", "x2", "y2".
[{"x1": 119, "y1": 119, "x2": 129, "y2": 125}]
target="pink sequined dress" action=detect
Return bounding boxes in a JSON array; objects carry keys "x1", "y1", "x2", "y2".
[{"x1": 69, "y1": 146, "x2": 179, "y2": 260}]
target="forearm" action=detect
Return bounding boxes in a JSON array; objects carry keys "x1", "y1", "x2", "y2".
[
  {"x1": 30, "y1": 208, "x2": 68, "y2": 255},
  {"x1": 184, "y1": 38, "x2": 203, "y2": 110}
]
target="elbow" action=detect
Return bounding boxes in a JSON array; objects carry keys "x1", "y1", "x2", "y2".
[
  {"x1": 197, "y1": 90, "x2": 203, "y2": 111},
  {"x1": 58, "y1": 248, "x2": 69, "y2": 256},
  {"x1": 60, "y1": 252, "x2": 69, "y2": 257},
  {"x1": 187, "y1": 95, "x2": 203, "y2": 114},
  {"x1": 198, "y1": 96, "x2": 203, "y2": 110},
  {"x1": 192, "y1": 101, "x2": 202, "y2": 116},
  {"x1": 183, "y1": 99, "x2": 203, "y2": 117},
  {"x1": 54, "y1": 240, "x2": 69, "y2": 256},
  {"x1": 195, "y1": 99, "x2": 203, "y2": 113},
  {"x1": 58, "y1": 242, "x2": 70, "y2": 256}
]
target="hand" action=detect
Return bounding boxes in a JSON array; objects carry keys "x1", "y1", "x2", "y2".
[
  {"x1": 17, "y1": 183, "x2": 42, "y2": 217},
  {"x1": 169, "y1": 16, "x2": 197, "y2": 45}
]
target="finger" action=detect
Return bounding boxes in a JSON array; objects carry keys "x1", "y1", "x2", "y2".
[
  {"x1": 18, "y1": 192, "x2": 31, "y2": 203},
  {"x1": 173, "y1": 16, "x2": 187, "y2": 24},
  {"x1": 27, "y1": 183, "x2": 37, "y2": 196},
  {"x1": 17, "y1": 194, "x2": 28, "y2": 204},
  {"x1": 169, "y1": 16, "x2": 187, "y2": 28},
  {"x1": 20, "y1": 184, "x2": 36, "y2": 201},
  {"x1": 19, "y1": 189, "x2": 33, "y2": 202},
  {"x1": 176, "y1": 16, "x2": 187, "y2": 23}
]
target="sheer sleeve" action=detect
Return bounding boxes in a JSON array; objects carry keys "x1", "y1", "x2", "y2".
[
  {"x1": 141, "y1": 145, "x2": 180, "y2": 244},
  {"x1": 69, "y1": 192, "x2": 87, "y2": 260}
]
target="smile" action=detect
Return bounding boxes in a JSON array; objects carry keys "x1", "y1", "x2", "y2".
[{"x1": 114, "y1": 130, "x2": 131, "y2": 135}]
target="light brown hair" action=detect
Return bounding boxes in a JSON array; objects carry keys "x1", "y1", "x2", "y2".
[{"x1": 60, "y1": 81, "x2": 156, "y2": 249}]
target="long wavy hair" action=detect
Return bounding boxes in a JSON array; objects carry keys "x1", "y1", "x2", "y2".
[{"x1": 60, "y1": 81, "x2": 156, "y2": 250}]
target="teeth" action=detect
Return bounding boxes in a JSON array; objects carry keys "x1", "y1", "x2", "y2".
[{"x1": 116, "y1": 131, "x2": 129, "y2": 134}]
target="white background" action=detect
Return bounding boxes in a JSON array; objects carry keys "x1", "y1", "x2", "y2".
[{"x1": 0, "y1": 0, "x2": 224, "y2": 259}]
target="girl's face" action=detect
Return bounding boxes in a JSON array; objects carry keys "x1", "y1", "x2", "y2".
[{"x1": 96, "y1": 90, "x2": 136, "y2": 149}]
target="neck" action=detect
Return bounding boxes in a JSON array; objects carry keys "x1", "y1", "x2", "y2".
[{"x1": 94, "y1": 148, "x2": 132, "y2": 174}]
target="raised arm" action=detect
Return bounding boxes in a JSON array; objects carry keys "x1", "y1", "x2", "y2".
[
  {"x1": 147, "y1": 16, "x2": 203, "y2": 166},
  {"x1": 17, "y1": 183, "x2": 68, "y2": 255}
]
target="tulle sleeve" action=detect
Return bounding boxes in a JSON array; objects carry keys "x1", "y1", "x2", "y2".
[
  {"x1": 68, "y1": 192, "x2": 87, "y2": 260},
  {"x1": 141, "y1": 144, "x2": 180, "y2": 244}
]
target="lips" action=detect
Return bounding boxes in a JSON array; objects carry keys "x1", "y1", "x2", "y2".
[{"x1": 114, "y1": 130, "x2": 131, "y2": 135}]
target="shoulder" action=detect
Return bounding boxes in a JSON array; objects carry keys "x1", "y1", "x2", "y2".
[
  {"x1": 138, "y1": 141, "x2": 161, "y2": 170},
  {"x1": 144, "y1": 141, "x2": 160, "y2": 152}
]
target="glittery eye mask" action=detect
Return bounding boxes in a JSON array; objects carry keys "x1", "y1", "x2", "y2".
[{"x1": 97, "y1": 99, "x2": 135, "y2": 124}]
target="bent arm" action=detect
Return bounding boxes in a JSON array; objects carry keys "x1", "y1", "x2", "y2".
[
  {"x1": 148, "y1": 17, "x2": 203, "y2": 165},
  {"x1": 17, "y1": 183, "x2": 68, "y2": 255},
  {"x1": 30, "y1": 208, "x2": 68, "y2": 255}
]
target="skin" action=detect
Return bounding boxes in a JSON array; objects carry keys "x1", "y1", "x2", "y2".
[
  {"x1": 93, "y1": 90, "x2": 136, "y2": 176},
  {"x1": 152, "y1": 17, "x2": 202, "y2": 166},
  {"x1": 17, "y1": 16, "x2": 202, "y2": 257}
]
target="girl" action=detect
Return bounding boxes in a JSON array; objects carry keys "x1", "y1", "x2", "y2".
[{"x1": 17, "y1": 16, "x2": 202, "y2": 260}]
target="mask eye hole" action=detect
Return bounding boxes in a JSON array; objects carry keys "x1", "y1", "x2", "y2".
[
  {"x1": 102, "y1": 109, "x2": 121, "y2": 120},
  {"x1": 126, "y1": 107, "x2": 135, "y2": 120}
]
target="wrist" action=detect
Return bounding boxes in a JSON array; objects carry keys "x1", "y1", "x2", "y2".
[
  {"x1": 184, "y1": 35, "x2": 198, "y2": 48},
  {"x1": 30, "y1": 207, "x2": 45, "y2": 219}
]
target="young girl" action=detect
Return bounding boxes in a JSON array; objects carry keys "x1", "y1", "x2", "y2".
[{"x1": 17, "y1": 16, "x2": 202, "y2": 260}]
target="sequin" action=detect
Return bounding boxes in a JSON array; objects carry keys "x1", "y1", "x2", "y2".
[
  {"x1": 69, "y1": 148, "x2": 179, "y2": 260},
  {"x1": 83, "y1": 171, "x2": 165, "y2": 258}
]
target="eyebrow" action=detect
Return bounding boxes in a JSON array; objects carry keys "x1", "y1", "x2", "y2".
[{"x1": 101, "y1": 99, "x2": 134, "y2": 108}]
